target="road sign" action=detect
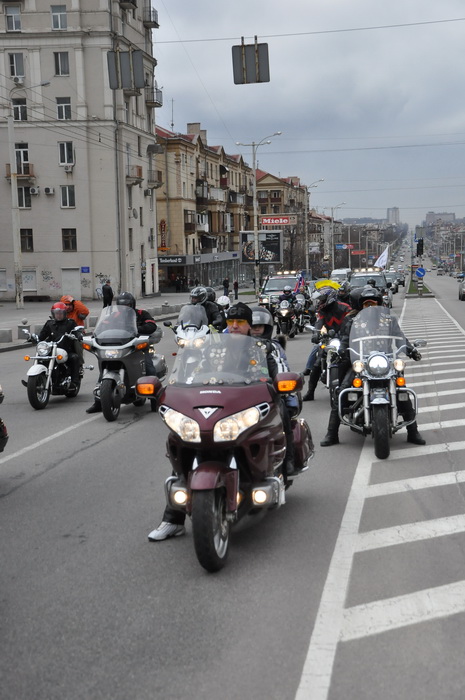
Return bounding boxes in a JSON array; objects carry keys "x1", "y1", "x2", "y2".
[
  {"x1": 335, "y1": 244, "x2": 354, "y2": 249},
  {"x1": 350, "y1": 250, "x2": 366, "y2": 255},
  {"x1": 415, "y1": 267, "x2": 426, "y2": 278}
]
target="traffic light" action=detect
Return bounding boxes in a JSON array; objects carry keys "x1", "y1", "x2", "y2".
[{"x1": 416, "y1": 238, "x2": 424, "y2": 256}]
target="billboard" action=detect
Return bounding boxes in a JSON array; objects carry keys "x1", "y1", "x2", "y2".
[{"x1": 240, "y1": 230, "x2": 283, "y2": 264}]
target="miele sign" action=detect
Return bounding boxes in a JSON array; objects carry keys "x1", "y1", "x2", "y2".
[{"x1": 259, "y1": 215, "x2": 297, "y2": 226}]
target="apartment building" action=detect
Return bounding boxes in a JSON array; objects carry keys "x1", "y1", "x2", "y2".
[{"x1": 0, "y1": 0, "x2": 162, "y2": 303}]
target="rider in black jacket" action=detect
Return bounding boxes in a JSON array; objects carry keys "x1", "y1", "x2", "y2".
[{"x1": 38, "y1": 302, "x2": 81, "y2": 385}]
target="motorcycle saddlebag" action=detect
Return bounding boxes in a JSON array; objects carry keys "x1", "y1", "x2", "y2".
[{"x1": 293, "y1": 418, "x2": 314, "y2": 468}]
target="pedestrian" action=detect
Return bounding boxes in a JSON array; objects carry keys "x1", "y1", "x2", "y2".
[
  {"x1": 175, "y1": 276, "x2": 181, "y2": 292},
  {"x1": 233, "y1": 279, "x2": 239, "y2": 300},
  {"x1": 102, "y1": 279, "x2": 113, "y2": 308},
  {"x1": 194, "y1": 277, "x2": 199, "y2": 286},
  {"x1": 222, "y1": 277, "x2": 230, "y2": 297}
]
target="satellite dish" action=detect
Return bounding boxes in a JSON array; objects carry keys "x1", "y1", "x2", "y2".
[{"x1": 132, "y1": 208, "x2": 138, "y2": 219}]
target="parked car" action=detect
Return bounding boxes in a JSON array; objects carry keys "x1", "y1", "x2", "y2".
[{"x1": 437, "y1": 268, "x2": 445, "y2": 276}]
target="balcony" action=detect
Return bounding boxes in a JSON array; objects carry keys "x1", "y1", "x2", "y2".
[
  {"x1": 6, "y1": 162, "x2": 35, "y2": 181},
  {"x1": 209, "y1": 187, "x2": 226, "y2": 203},
  {"x1": 126, "y1": 165, "x2": 143, "y2": 184},
  {"x1": 123, "y1": 86, "x2": 141, "y2": 97},
  {"x1": 143, "y1": 6, "x2": 159, "y2": 27},
  {"x1": 184, "y1": 222, "x2": 196, "y2": 234},
  {"x1": 120, "y1": 0, "x2": 137, "y2": 9},
  {"x1": 147, "y1": 169, "x2": 163, "y2": 188},
  {"x1": 145, "y1": 87, "x2": 163, "y2": 108},
  {"x1": 220, "y1": 176, "x2": 229, "y2": 189}
]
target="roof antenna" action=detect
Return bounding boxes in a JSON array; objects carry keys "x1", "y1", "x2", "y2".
[{"x1": 170, "y1": 99, "x2": 174, "y2": 131}]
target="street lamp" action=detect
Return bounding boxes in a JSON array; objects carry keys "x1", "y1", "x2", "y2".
[
  {"x1": 8, "y1": 80, "x2": 50, "y2": 308},
  {"x1": 236, "y1": 131, "x2": 282, "y2": 294},
  {"x1": 304, "y1": 179, "x2": 324, "y2": 273},
  {"x1": 330, "y1": 202, "x2": 346, "y2": 270}
]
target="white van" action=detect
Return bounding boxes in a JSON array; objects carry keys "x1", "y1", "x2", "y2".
[{"x1": 330, "y1": 268, "x2": 352, "y2": 283}]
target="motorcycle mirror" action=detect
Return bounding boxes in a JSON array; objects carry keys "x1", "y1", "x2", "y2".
[
  {"x1": 163, "y1": 320, "x2": 172, "y2": 327},
  {"x1": 413, "y1": 339, "x2": 427, "y2": 347},
  {"x1": 328, "y1": 329, "x2": 336, "y2": 338}
]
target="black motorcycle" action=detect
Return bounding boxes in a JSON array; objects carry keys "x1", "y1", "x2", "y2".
[{"x1": 0, "y1": 384, "x2": 8, "y2": 452}]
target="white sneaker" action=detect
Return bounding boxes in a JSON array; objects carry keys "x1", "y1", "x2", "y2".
[{"x1": 148, "y1": 521, "x2": 186, "y2": 541}]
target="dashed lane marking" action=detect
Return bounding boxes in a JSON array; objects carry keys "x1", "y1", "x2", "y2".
[{"x1": 366, "y1": 470, "x2": 465, "y2": 498}]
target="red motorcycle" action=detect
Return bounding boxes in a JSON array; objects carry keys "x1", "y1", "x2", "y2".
[{"x1": 137, "y1": 334, "x2": 314, "y2": 572}]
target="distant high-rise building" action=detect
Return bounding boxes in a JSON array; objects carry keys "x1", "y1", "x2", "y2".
[{"x1": 387, "y1": 207, "x2": 400, "y2": 225}]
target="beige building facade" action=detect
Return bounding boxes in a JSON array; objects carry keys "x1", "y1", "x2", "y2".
[{"x1": 0, "y1": 0, "x2": 162, "y2": 302}]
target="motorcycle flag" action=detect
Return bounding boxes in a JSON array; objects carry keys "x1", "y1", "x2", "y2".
[
  {"x1": 374, "y1": 245, "x2": 389, "y2": 269},
  {"x1": 294, "y1": 273, "x2": 306, "y2": 293}
]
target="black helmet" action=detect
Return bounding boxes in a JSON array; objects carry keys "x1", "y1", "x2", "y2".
[
  {"x1": 316, "y1": 287, "x2": 338, "y2": 311},
  {"x1": 190, "y1": 286, "x2": 207, "y2": 305},
  {"x1": 251, "y1": 306, "x2": 274, "y2": 339},
  {"x1": 366, "y1": 278, "x2": 377, "y2": 288},
  {"x1": 115, "y1": 291, "x2": 136, "y2": 309},
  {"x1": 337, "y1": 280, "x2": 351, "y2": 298},
  {"x1": 205, "y1": 286, "x2": 216, "y2": 302},
  {"x1": 360, "y1": 285, "x2": 383, "y2": 307},
  {"x1": 348, "y1": 287, "x2": 363, "y2": 310}
]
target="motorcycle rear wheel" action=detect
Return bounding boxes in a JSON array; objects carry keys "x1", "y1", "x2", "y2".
[
  {"x1": 100, "y1": 378, "x2": 121, "y2": 422},
  {"x1": 27, "y1": 374, "x2": 50, "y2": 410},
  {"x1": 192, "y1": 489, "x2": 230, "y2": 572},
  {"x1": 372, "y1": 404, "x2": 390, "y2": 460}
]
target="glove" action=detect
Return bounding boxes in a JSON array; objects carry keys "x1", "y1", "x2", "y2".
[{"x1": 409, "y1": 348, "x2": 422, "y2": 361}]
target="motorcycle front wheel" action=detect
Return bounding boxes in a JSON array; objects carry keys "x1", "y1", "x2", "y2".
[
  {"x1": 372, "y1": 404, "x2": 390, "y2": 460},
  {"x1": 100, "y1": 378, "x2": 121, "y2": 422},
  {"x1": 27, "y1": 374, "x2": 50, "y2": 410},
  {"x1": 192, "y1": 488, "x2": 230, "y2": 572}
]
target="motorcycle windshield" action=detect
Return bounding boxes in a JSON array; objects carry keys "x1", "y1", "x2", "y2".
[
  {"x1": 93, "y1": 305, "x2": 138, "y2": 345},
  {"x1": 349, "y1": 306, "x2": 408, "y2": 362},
  {"x1": 168, "y1": 334, "x2": 271, "y2": 386},
  {"x1": 176, "y1": 304, "x2": 209, "y2": 329}
]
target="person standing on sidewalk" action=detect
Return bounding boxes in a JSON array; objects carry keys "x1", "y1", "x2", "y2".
[
  {"x1": 102, "y1": 280, "x2": 113, "y2": 308},
  {"x1": 233, "y1": 279, "x2": 239, "y2": 300}
]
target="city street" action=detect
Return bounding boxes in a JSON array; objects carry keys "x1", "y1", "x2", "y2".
[{"x1": 2, "y1": 273, "x2": 465, "y2": 699}]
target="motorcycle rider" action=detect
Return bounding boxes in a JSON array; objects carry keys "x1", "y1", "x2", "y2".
[
  {"x1": 60, "y1": 294, "x2": 89, "y2": 375},
  {"x1": 216, "y1": 295, "x2": 231, "y2": 330},
  {"x1": 36, "y1": 302, "x2": 81, "y2": 388},
  {"x1": 250, "y1": 306, "x2": 299, "y2": 477},
  {"x1": 278, "y1": 285, "x2": 297, "y2": 304},
  {"x1": 302, "y1": 284, "x2": 351, "y2": 401},
  {"x1": 320, "y1": 285, "x2": 425, "y2": 447},
  {"x1": 148, "y1": 302, "x2": 280, "y2": 542},
  {"x1": 189, "y1": 286, "x2": 224, "y2": 328},
  {"x1": 86, "y1": 292, "x2": 158, "y2": 413}
]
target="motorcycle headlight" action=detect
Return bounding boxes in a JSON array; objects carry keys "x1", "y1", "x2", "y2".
[
  {"x1": 353, "y1": 360, "x2": 364, "y2": 373},
  {"x1": 367, "y1": 353, "x2": 390, "y2": 377},
  {"x1": 214, "y1": 407, "x2": 261, "y2": 442},
  {"x1": 393, "y1": 358, "x2": 405, "y2": 371},
  {"x1": 36, "y1": 342, "x2": 50, "y2": 357},
  {"x1": 162, "y1": 408, "x2": 200, "y2": 443},
  {"x1": 104, "y1": 349, "x2": 123, "y2": 358}
]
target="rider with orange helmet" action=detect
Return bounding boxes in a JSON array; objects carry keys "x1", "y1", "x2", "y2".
[{"x1": 60, "y1": 295, "x2": 89, "y2": 325}]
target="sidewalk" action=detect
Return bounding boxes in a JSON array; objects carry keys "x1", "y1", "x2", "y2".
[{"x1": 0, "y1": 288, "x2": 255, "y2": 353}]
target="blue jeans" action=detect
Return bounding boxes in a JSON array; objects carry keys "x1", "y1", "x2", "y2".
[{"x1": 305, "y1": 345, "x2": 319, "y2": 371}]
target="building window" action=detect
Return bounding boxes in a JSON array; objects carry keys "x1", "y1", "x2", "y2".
[
  {"x1": 6, "y1": 6, "x2": 21, "y2": 32},
  {"x1": 51, "y1": 5, "x2": 67, "y2": 30},
  {"x1": 9, "y1": 52, "x2": 24, "y2": 78},
  {"x1": 12, "y1": 98, "x2": 27, "y2": 121},
  {"x1": 20, "y1": 228, "x2": 33, "y2": 252},
  {"x1": 54, "y1": 52, "x2": 69, "y2": 76},
  {"x1": 128, "y1": 228, "x2": 133, "y2": 251},
  {"x1": 0, "y1": 269, "x2": 6, "y2": 291},
  {"x1": 57, "y1": 97, "x2": 71, "y2": 120},
  {"x1": 60, "y1": 185, "x2": 75, "y2": 208},
  {"x1": 62, "y1": 228, "x2": 77, "y2": 251},
  {"x1": 58, "y1": 141, "x2": 73, "y2": 164},
  {"x1": 149, "y1": 227, "x2": 154, "y2": 249},
  {"x1": 18, "y1": 187, "x2": 31, "y2": 208},
  {"x1": 15, "y1": 143, "x2": 29, "y2": 175}
]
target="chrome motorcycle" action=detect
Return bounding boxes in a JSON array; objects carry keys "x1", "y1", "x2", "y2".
[{"x1": 338, "y1": 306, "x2": 426, "y2": 459}]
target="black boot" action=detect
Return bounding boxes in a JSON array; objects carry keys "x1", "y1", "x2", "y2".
[
  {"x1": 407, "y1": 421, "x2": 425, "y2": 445},
  {"x1": 284, "y1": 434, "x2": 297, "y2": 477},
  {"x1": 302, "y1": 367, "x2": 319, "y2": 401},
  {"x1": 86, "y1": 400, "x2": 102, "y2": 414},
  {"x1": 320, "y1": 411, "x2": 340, "y2": 447}
]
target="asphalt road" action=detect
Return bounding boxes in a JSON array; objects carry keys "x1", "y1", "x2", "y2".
[{"x1": 2, "y1": 272, "x2": 465, "y2": 700}]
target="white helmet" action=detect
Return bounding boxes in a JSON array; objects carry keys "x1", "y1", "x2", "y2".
[{"x1": 217, "y1": 295, "x2": 230, "y2": 309}]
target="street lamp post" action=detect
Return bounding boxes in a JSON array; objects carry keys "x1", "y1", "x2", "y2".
[
  {"x1": 304, "y1": 179, "x2": 324, "y2": 274},
  {"x1": 236, "y1": 131, "x2": 282, "y2": 294},
  {"x1": 330, "y1": 202, "x2": 346, "y2": 270},
  {"x1": 8, "y1": 80, "x2": 50, "y2": 309}
]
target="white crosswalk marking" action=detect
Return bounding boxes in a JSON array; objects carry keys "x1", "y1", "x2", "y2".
[{"x1": 296, "y1": 295, "x2": 465, "y2": 700}]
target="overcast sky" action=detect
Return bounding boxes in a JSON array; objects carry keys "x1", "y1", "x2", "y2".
[{"x1": 153, "y1": 1, "x2": 465, "y2": 229}]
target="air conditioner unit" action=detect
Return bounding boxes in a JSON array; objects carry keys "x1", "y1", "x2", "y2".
[
  {"x1": 13, "y1": 76, "x2": 24, "y2": 86},
  {"x1": 44, "y1": 187, "x2": 55, "y2": 195},
  {"x1": 63, "y1": 164, "x2": 74, "y2": 173},
  {"x1": 143, "y1": 189, "x2": 152, "y2": 197},
  {"x1": 29, "y1": 187, "x2": 40, "y2": 195}
]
